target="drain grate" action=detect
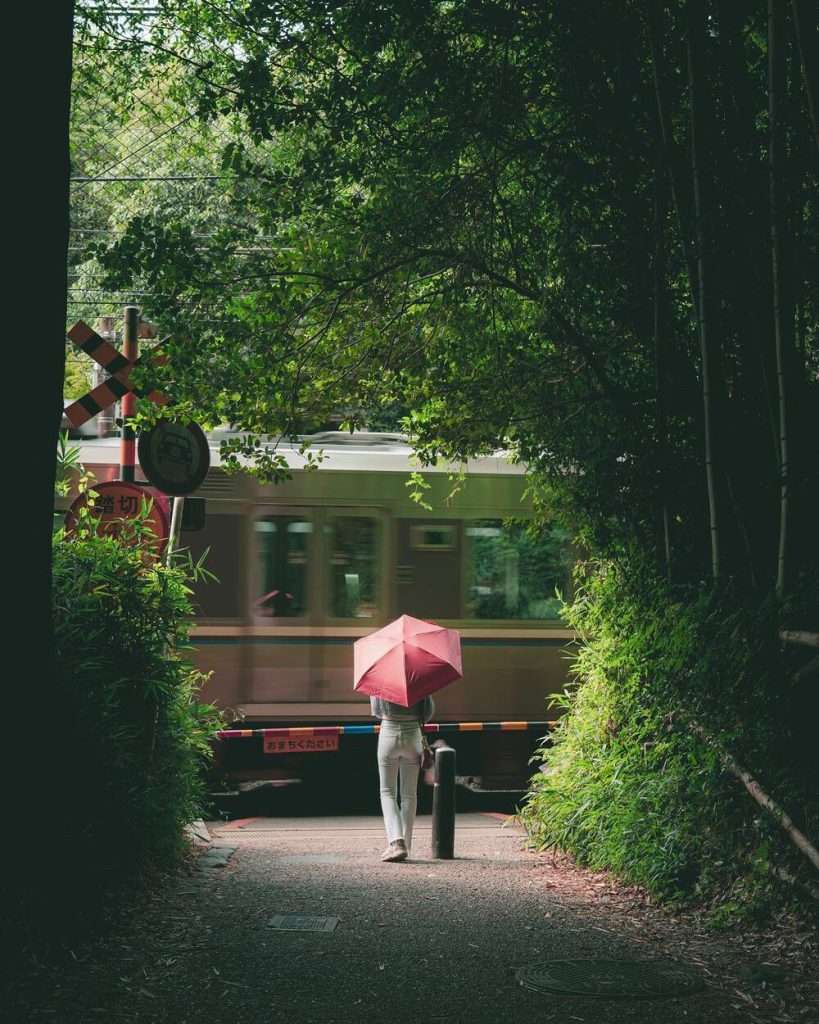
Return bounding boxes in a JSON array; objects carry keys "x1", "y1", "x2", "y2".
[
  {"x1": 517, "y1": 959, "x2": 704, "y2": 999},
  {"x1": 267, "y1": 914, "x2": 339, "y2": 933},
  {"x1": 275, "y1": 854, "x2": 347, "y2": 865}
]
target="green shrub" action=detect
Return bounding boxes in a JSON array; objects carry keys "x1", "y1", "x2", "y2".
[
  {"x1": 519, "y1": 558, "x2": 819, "y2": 908},
  {"x1": 5, "y1": 530, "x2": 223, "y2": 953},
  {"x1": 50, "y1": 532, "x2": 222, "y2": 879}
]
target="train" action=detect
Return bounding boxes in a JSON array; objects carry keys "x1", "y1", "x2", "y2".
[{"x1": 65, "y1": 427, "x2": 575, "y2": 799}]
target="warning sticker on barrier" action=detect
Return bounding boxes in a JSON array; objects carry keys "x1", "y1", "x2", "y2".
[{"x1": 263, "y1": 735, "x2": 339, "y2": 754}]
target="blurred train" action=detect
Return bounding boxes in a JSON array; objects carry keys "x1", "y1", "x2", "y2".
[{"x1": 67, "y1": 428, "x2": 575, "y2": 795}]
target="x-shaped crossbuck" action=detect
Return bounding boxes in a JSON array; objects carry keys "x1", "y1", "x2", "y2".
[{"x1": 64, "y1": 321, "x2": 169, "y2": 427}]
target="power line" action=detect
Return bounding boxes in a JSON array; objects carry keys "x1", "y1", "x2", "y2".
[{"x1": 71, "y1": 175, "x2": 229, "y2": 182}]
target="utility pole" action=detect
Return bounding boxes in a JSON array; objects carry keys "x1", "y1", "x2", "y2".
[
  {"x1": 120, "y1": 306, "x2": 139, "y2": 481},
  {"x1": 93, "y1": 315, "x2": 117, "y2": 438}
]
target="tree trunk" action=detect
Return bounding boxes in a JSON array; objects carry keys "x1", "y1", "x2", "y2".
[
  {"x1": 686, "y1": 0, "x2": 721, "y2": 581},
  {"x1": 769, "y1": 0, "x2": 791, "y2": 597}
]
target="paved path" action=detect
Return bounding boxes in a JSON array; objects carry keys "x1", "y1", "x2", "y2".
[{"x1": 8, "y1": 813, "x2": 817, "y2": 1023}]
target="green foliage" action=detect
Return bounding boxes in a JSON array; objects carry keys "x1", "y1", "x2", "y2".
[
  {"x1": 69, "y1": 3, "x2": 819, "y2": 916},
  {"x1": 47, "y1": 530, "x2": 222, "y2": 899},
  {"x1": 54, "y1": 430, "x2": 84, "y2": 498},
  {"x1": 63, "y1": 350, "x2": 91, "y2": 399},
  {"x1": 520, "y1": 559, "x2": 819, "y2": 905},
  {"x1": 72, "y1": 1, "x2": 818, "y2": 587},
  {"x1": 405, "y1": 469, "x2": 433, "y2": 511}
]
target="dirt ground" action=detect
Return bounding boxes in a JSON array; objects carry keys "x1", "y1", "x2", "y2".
[{"x1": 4, "y1": 812, "x2": 818, "y2": 1024}]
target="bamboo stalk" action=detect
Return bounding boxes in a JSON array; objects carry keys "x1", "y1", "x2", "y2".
[
  {"x1": 780, "y1": 630, "x2": 819, "y2": 648},
  {"x1": 646, "y1": 4, "x2": 699, "y2": 312},
  {"x1": 792, "y1": 0, "x2": 819, "y2": 154},
  {"x1": 686, "y1": 719, "x2": 819, "y2": 873},
  {"x1": 653, "y1": 163, "x2": 672, "y2": 579},
  {"x1": 686, "y1": 0, "x2": 721, "y2": 581},
  {"x1": 769, "y1": 0, "x2": 790, "y2": 597}
]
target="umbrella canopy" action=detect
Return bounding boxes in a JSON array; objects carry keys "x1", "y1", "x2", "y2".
[{"x1": 353, "y1": 614, "x2": 462, "y2": 707}]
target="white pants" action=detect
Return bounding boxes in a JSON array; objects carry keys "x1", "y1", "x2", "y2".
[{"x1": 377, "y1": 720, "x2": 422, "y2": 851}]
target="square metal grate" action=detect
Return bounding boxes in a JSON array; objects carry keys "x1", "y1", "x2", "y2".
[{"x1": 267, "y1": 914, "x2": 340, "y2": 933}]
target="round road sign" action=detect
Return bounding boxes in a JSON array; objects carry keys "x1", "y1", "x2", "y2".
[
  {"x1": 138, "y1": 419, "x2": 210, "y2": 496},
  {"x1": 65, "y1": 481, "x2": 170, "y2": 556}
]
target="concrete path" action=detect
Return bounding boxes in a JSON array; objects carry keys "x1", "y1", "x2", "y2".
[{"x1": 8, "y1": 813, "x2": 817, "y2": 1023}]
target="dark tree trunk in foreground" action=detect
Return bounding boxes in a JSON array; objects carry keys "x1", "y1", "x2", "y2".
[
  {"x1": 4, "y1": 2, "x2": 73, "y2": 907},
  {"x1": 17, "y1": 6, "x2": 73, "y2": 692}
]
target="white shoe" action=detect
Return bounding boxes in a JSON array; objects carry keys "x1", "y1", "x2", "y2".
[{"x1": 381, "y1": 839, "x2": 407, "y2": 862}]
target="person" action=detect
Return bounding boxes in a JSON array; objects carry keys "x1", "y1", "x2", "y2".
[{"x1": 370, "y1": 693, "x2": 435, "y2": 862}]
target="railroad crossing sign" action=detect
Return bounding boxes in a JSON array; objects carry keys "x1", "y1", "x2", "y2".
[
  {"x1": 65, "y1": 481, "x2": 170, "y2": 556},
  {"x1": 63, "y1": 321, "x2": 169, "y2": 427}
]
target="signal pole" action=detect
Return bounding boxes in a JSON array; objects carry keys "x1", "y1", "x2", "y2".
[
  {"x1": 92, "y1": 316, "x2": 117, "y2": 438},
  {"x1": 120, "y1": 305, "x2": 139, "y2": 481}
]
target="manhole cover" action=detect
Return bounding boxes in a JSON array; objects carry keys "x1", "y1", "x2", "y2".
[
  {"x1": 267, "y1": 914, "x2": 339, "y2": 933},
  {"x1": 517, "y1": 959, "x2": 704, "y2": 998}
]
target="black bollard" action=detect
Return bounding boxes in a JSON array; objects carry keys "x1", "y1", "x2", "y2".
[{"x1": 431, "y1": 744, "x2": 456, "y2": 859}]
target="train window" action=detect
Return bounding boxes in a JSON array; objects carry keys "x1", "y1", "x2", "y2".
[
  {"x1": 327, "y1": 516, "x2": 379, "y2": 618},
  {"x1": 410, "y1": 524, "x2": 456, "y2": 550},
  {"x1": 465, "y1": 519, "x2": 572, "y2": 621},
  {"x1": 254, "y1": 516, "x2": 311, "y2": 618}
]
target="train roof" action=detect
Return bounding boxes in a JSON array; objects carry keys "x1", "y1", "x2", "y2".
[{"x1": 67, "y1": 429, "x2": 526, "y2": 476}]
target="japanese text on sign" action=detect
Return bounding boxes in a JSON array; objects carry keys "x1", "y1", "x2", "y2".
[{"x1": 263, "y1": 735, "x2": 339, "y2": 754}]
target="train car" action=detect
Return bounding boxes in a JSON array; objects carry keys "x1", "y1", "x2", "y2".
[{"x1": 67, "y1": 429, "x2": 575, "y2": 797}]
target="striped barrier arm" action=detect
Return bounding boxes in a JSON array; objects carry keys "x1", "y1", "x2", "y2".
[{"x1": 216, "y1": 721, "x2": 555, "y2": 740}]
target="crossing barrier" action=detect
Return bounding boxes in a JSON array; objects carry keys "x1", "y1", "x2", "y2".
[{"x1": 216, "y1": 720, "x2": 555, "y2": 740}]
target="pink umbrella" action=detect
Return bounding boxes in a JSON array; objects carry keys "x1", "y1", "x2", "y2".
[{"x1": 353, "y1": 614, "x2": 462, "y2": 706}]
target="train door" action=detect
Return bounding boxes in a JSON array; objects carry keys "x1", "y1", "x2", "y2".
[
  {"x1": 185, "y1": 498, "x2": 250, "y2": 712},
  {"x1": 314, "y1": 508, "x2": 389, "y2": 713},
  {"x1": 248, "y1": 507, "x2": 319, "y2": 715},
  {"x1": 396, "y1": 519, "x2": 463, "y2": 620}
]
